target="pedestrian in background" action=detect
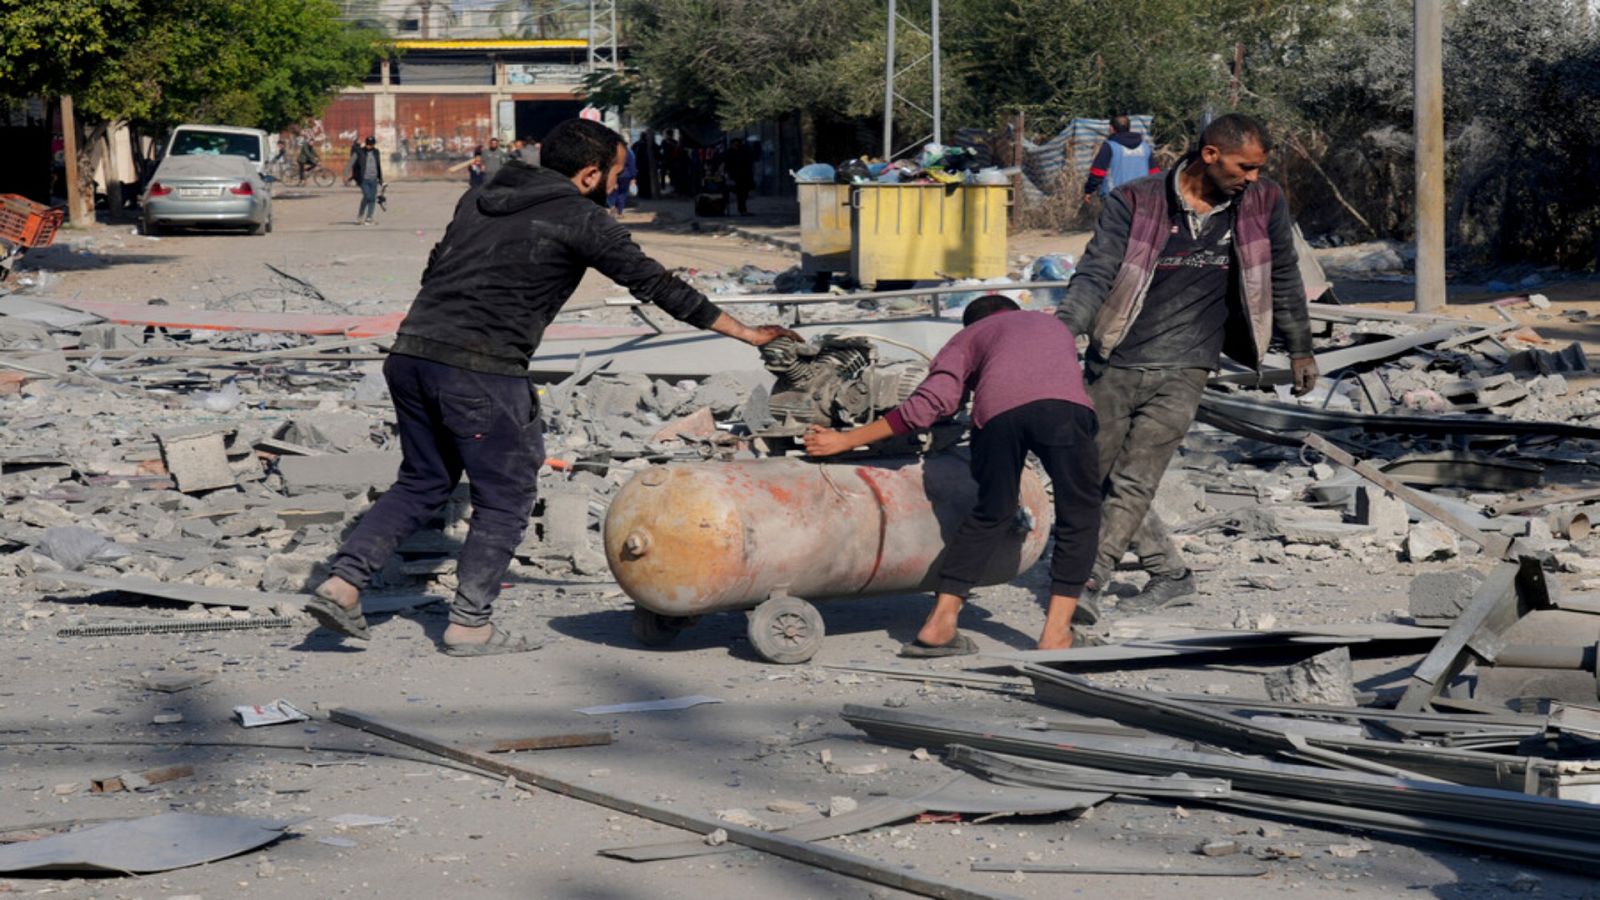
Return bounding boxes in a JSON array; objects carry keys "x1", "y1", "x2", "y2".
[
  {"x1": 467, "y1": 146, "x2": 485, "y2": 189},
  {"x1": 348, "y1": 135, "x2": 383, "y2": 225},
  {"x1": 1084, "y1": 115, "x2": 1159, "y2": 202},
  {"x1": 483, "y1": 136, "x2": 510, "y2": 181},
  {"x1": 609, "y1": 146, "x2": 636, "y2": 216}
]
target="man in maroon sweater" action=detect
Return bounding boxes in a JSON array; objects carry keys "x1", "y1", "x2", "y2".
[{"x1": 804, "y1": 295, "x2": 1099, "y2": 653}]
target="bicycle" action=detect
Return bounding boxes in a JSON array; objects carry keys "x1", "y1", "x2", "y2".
[{"x1": 265, "y1": 157, "x2": 336, "y2": 188}]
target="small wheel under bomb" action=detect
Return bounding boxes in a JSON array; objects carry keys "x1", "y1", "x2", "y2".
[
  {"x1": 631, "y1": 606, "x2": 697, "y2": 646},
  {"x1": 746, "y1": 594, "x2": 825, "y2": 664}
]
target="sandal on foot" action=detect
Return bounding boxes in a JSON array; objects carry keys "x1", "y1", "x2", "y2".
[
  {"x1": 898, "y1": 633, "x2": 977, "y2": 658},
  {"x1": 442, "y1": 627, "x2": 543, "y2": 657},
  {"x1": 306, "y1": 592, "x2": 370, "y2": 640}
]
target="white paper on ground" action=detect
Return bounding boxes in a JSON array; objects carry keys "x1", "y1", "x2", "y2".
[
  {"x1": 234, "y1": 699, "x2": 310, "y2": 727},
  {"x1": 575, "y1": 695, "x2": 724, "y2": 716}
]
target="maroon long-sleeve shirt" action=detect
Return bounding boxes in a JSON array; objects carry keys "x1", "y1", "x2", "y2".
[{"x1": 883, "y1": 309, "x2": 1094, "y2": 435}]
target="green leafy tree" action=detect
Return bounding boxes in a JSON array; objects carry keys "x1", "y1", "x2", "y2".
[
  {"x1": 0, "y1": 0, "x2": 385, "y2": 213},
  {"x1": 621, "y1": 0, "x2": 879, "y2": 156}
]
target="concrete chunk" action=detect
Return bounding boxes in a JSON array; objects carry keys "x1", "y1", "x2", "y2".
[
  {"x1": 1406, "y1": 521, "x2": 1460, "y2": 561},
  {"x1": 156, "y1": 426, "x2": 235, "y2": 493},
  {"x1": 1355, "y1": 487, "x2": 1409, "y2": 537},
  {"x1": 1263, "y1": 646, "x2": 1357, "y2": 706},
  {"x1": 278, "y1": 451, "x2": 402, "y2": 495},
  {"x1": 1407, "y1": 569, "x2": 1485, "y2": 623}
]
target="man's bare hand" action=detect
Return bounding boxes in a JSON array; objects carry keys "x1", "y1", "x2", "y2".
[
  {"x1": 803, "y1": 424, "x2": 855, "y2": 458},
  {"x1": 747, "y1": 324, "x2": 803, "y2": 347},
  {"x1": 1290, "y1": 356, "x2": 1320, "y2": 396}
]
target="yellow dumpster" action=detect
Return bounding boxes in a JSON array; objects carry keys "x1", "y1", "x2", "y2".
[
  {"x1": 797, "y1": 183, "x2": 854, "y2": 278},
  {"x1": 849, "y1": 183, "x2": 1009, "y2": 286}
]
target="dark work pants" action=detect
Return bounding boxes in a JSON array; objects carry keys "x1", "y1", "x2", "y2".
[
  {"x1": 1084, "y1": 363, "x2": 1207, "y2": 585},
  {"x1": 937, "y1": 400, "x2": 1100, "y2": 599},
  {"x1": 328, "y1": 354, "x2": 544, "y2": 627}
]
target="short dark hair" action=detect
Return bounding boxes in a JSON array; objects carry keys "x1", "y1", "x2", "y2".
[
  {"x1": 1200, "y1": 113, "x2": 1272, "y2": 153},
  {"x1": 542, "y1": 119, "x2": 625, "y2": 177},
  {"x1": 963, "y1": 294, "x2": 1020, "y2": 326},
  {"x1": 1110, "y1": 115, "x2": 1131, "y2": 133}
]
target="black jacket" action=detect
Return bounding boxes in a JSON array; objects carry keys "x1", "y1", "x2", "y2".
[
  {"x1": 392, "y1": 162, "x2": 723, "y2": 375},
  {"x1": 350, "y1": 147, "x2": 382, "y2": 184}
]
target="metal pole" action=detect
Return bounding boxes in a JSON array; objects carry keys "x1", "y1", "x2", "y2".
[
  {"x1": 883, "y1": 0, "x2": 896, "y2": 158},
  {"x1": 930, "y1": 0, "x2": 941, "y2": 144},
  {"x1": 1413, "y1": 0, "x2": 1445, "y2": 312}
]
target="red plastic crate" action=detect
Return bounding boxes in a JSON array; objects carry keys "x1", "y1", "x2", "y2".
[{"x1": 0, "y1": 194, "x2": 64, "y2": 248}]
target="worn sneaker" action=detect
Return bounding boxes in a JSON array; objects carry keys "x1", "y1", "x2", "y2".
[{"x1": 1115, "y1": 570, "x2": 1198, "y2": 615}]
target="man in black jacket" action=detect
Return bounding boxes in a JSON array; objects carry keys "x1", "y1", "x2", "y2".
[
  {"x1": 348, "y1": 136, "x2": 383, "y2": 225},
  {"x1": 307, "y1": 118, "x2": 798, "y2": 656}
]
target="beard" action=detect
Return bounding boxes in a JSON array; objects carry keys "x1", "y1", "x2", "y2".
[{"x1": 583, "y1": 180, "x2": 610, "y2": 206}]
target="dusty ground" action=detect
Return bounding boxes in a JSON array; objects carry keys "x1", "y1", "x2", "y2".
[{"x1": 2, "y1": 182, "x2": 1598, "y2": 900}]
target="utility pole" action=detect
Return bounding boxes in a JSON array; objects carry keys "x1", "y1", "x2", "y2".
[
  {"x1": 882, "y1": 0, "x2": 896, "y2": 159},
  {"x1": 587, "y1": 0, "x2": 619, "y2": 72},
  {"x1": 881, "y1": 0, "x2": 941, "y2": 160},
  {"x1": 60, "y1": 96, "x2": 84, "y2": 226},
  {"x1": 1413, "y1": 0, "x2": 1445, "y2": 312}
]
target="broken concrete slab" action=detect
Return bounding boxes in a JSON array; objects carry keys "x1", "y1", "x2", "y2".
[
  {"x1": 277, "y1": 451, "x2": 402, "y2": 495},
  {"x1": 1356, "y1": 487, "x2": 1409, "y2": 537},
  {"x1": 1406, "y1": 521, "x2": 1461, "y2": 561},
  {"x1": 156, "y1": 425, "x2": 235, "y2": 493},
  {"x1": 1263, "y1": 646, "x2": 1357, "y2": 706},
  {"x1": 539, "y1": 489, "x2": 591, "y2": 552},
  {"x1": 36, "y1": 571, "x2": 308, "y2": 611},
  {"x1": 1409, "y1": 569, "x2": 1487, "y2": 625}
]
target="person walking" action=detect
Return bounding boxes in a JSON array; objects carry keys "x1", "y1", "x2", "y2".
[
  {"x1": 482, "y1": 136, "x2": 510, "y2": 181},
  {"x1": 307, "y1": 119, "x2": 801, "y2": 656},
  {"x1": 1057, "y1": 113, "x2": 1317, "y2": 624},
  {"x1": 725, "y1": 137, "x2": 755, "y2": 215},
  {"x1": 1083, "y1": 115, "x2": 1159, "y2": 202},
  {"x1": 804, "y1": 296, "x2": 1100, "y2": 653},
  {"x1": 467, "y1": 147, "x2": 485, "y2": 189},
  {"x1": 348, "y1": 136, "x2": 383, "y2": 225},
  {"x1": 608, "y1": 147, "x2": 635, "y2": 216}
]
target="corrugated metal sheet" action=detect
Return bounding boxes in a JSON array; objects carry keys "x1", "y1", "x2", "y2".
[
  {"x1": 313, "y1": 95, "x2": 377, "y2": 173},
  {"x1": 393, "y1": 94, "x2": 492, "y2": 179}
]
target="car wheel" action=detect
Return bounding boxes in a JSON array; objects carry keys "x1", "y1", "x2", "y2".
[
  {"x1": 139, "y1": 219, "x2": 161, "y2": 236},
  {"x1": 251, "y1": 219, "x2": 268, "y2": 236},
  {"x1": 265, "y1": 217, "x2": 273, "y2": 234}
]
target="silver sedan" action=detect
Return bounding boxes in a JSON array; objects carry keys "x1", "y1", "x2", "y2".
[{"x1": 140, "y1": 155, "x2": 272, "y2": 236}]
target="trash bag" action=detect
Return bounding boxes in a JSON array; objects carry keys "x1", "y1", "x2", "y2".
[
  {"x1": 35, "y1": 526, "x2": 128, "y2": 571},
  {"x1": 792, "y1": 163, "x2": 835, "y2": 184},
  {"x1": 835, "y1": 158, "x2": 872, "y2": 184},
  {"x1": 972, "y1": 167, "x2": 1011, "y2": 185},
  {"x1": 191, "y1": 378, "x2": 241, "y2": 413},
  {"x1": 1027, "y1": 253, "x2": 1076, "y2": 308}
]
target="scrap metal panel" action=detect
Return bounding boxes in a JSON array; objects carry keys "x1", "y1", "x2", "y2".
[
  {"x1": 394, "y1": 93, "x2": 492, "y2": 179},
  {"x1": 314, "y1": 94, "x2": 376, "y2": 174}
]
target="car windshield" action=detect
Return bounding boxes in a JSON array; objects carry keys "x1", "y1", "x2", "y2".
[{"x1": 170, "y1": 130, "x2": 261, "y2": 161}]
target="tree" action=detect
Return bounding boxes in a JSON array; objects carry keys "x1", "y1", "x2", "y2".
[
  {"x1": 0, "y1": 0, "x2": 386, "y2": 215},
  {"x1": 492, "y1": 0, "x2": 587, "y2": 39},
  {"x1": 621, "y1": 0, "x2": 879, "y2": 156}
]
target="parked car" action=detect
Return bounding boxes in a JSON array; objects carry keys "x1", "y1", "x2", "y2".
[
  {"x1": 140, "y1": 154, "x2": 272, "y2": 236},
  {"x1": 162, "y1": 124, "x2": 273, "y2": 174}
]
